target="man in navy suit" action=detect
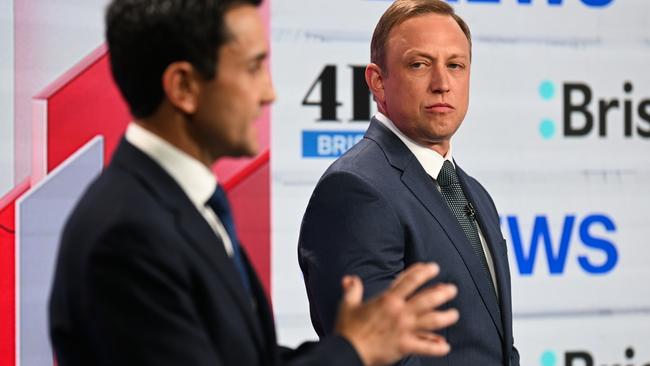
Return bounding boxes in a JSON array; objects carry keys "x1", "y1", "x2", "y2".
[
  {"x1": 48, "y1": 0, "x2": 461, "y2": 365},
  {"x1": 299, "y1": 1, "x2": 520, "y2": 365}
]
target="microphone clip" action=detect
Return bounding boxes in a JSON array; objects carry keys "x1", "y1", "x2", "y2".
[{"x1": 464, "y1": 203, "x2": 476, "y2": 219}]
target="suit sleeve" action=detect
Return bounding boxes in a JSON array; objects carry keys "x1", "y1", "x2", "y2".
[
  {"x1": 276, "y1": 336, "x2": 363, "y2": 366},
  {"x1": 511, "y1": 345, "x2": 520, "y2": 366},
  {"x1": 81, "y1": 224, "x2": 224, "y2": 366},
  {"x1": 298, "y1": 171, "x2": 405, "y2": 337}
]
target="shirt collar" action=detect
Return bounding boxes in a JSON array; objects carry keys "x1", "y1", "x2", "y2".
[
  {"x1": 125, "y1": 122, "x2": 217, "y2": 207},
  {"x1": 374, "y1": 112, "x2": 454, "y2": 179}
]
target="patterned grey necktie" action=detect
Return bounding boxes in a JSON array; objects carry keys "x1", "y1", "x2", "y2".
[{"x1": 437, "y1": 160, "x2": 497, "y2": 297}]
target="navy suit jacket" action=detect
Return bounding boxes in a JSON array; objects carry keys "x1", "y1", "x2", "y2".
[
  {"x1": 49, "y1": 139, "x2": 362, "y2": 366},
  {"x1": 299, "y1": 119, "x2": 519, "y2": 366}
]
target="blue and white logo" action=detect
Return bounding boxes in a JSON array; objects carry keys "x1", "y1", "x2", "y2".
[
  {"x1": 537, "y1": 80, "x2": 650, "y2": 139},
  {"x1": 445, "y1": 0, "x2": 613, "y2": 7},
  {"x1": 502, "y1": 213, "x2": 618, "y2": 275},
  {"x1": 539, "y1": 347, "x2": 645, "y2": 366}
]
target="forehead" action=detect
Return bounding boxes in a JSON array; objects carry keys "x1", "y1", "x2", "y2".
[
  {"x1": 222, "y1": 5, "x2": 267, "y2": 57},
  {"x1": 386, "y1": 13, "x2": 469, "y2": 57}
]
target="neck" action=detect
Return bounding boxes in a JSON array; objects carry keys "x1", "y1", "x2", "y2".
[
  {"x1": 136, "y1": 104, "x2": 215, "y2": 168},
  {"x1": 376, "y1": 109, "x2": 451, "y2": 157},
  {"x1": 428, "y1": 142, "x2": 450, "y2": 158}
]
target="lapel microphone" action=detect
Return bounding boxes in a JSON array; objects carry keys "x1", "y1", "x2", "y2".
[{"x1": 464, "y1": 202, "x2": 476, "y2": 219}]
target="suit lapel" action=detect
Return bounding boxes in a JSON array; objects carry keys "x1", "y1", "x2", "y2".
[
  {"x1": 365, "y1": 120, "x2": 504, "y2": 339},
  {"x1": 241, "y1": 249, "x2": 277, "y2": 359},
  {"x1": 111, "y1": 138, "x2": 267, "y2": 352},
  {"x1": 175, "y1": 206, "x2": 268, "y2": 352}
]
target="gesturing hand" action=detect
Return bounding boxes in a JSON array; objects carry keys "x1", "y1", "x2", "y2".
[{"x1": 334, "y1": 263, "x2": 459, "y2": 366}]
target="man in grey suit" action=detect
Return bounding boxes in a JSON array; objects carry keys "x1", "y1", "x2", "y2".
[{"x1": 299, "y1": 1, "x2": 519, "y2": 365}]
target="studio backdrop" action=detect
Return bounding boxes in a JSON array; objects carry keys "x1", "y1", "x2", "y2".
[{"x1": 0, "y1": 1, "x2": 648, "y2": 366}]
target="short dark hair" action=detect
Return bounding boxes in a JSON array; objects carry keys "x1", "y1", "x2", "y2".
[
  {"x1": 370, "y1": 0, "x2": 471, "y2": 70},
  {"x1": 106, "y1": 0, "x2": 262, "y2": 118}
]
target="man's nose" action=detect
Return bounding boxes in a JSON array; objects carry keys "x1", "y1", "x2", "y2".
[
  {"x1": 262, "y1": 69, "x2": 277, "y2": 105},
  {"x1": 429, "y1": 64, "x2": 450, "y2": 94}
]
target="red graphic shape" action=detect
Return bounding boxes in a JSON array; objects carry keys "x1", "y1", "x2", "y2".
[
  {"x1": 35, "y1": 45, "x2": 130, "y2": 173},
  {"x1": 226, "y1": 150, "x2": 271, "y2": 298},
  {"x1": 0, "y1": 179, "x2": 29, "y2": 366}
]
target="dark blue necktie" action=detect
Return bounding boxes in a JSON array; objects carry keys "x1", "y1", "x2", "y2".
[{"x1": 206, "y1": 185, "x2": 252, "y2": 295}]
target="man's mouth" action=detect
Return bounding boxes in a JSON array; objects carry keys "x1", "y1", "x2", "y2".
[{"x1": 425, "y1": 103, "x2": 454, "y2": 113}]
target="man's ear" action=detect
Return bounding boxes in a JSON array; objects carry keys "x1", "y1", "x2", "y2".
[
  {"x1": 365, "y1": 63, "x2": 386, "y2": 106},
  {"x1": 161, "y1": 61, "x2": 201, "y2": 114}
]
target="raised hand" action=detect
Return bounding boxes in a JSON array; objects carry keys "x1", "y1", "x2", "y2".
[{"x1": 335, "y1": 263, "x2": 459, "y2": 366}]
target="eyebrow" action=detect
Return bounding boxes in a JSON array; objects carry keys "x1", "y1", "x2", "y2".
[
  {"x1": 250, "y1": 51, "x2": 268, "y2": 63},
  {"x1": 404, "y1": 50, "x2": 469, "y2": 61}
]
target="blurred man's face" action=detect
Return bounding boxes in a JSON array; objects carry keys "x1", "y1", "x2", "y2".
[
  {"x1": 374, "y1": 13, "x2": 470, "y2": 156},
  {"x1": 193, "y1": 4, "x2": 275, "y2": 160}
]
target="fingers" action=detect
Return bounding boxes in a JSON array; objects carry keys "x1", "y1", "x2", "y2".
[
  {"x1": 341, "y1": 275, "x2": 364, "y2": 308},
  {"x1": 400, "y1": 333, "x2": 451, "y2": 357},
  {"x1": 408, "y1": 283, "x2": 458, "y2": 315},
  {"x1": 415, "y1": 308, "x2": 460, "y2": 331},
  {"x1": 414, "y1": 330, "x2": 446, "y2": 343},
  {"x1": 389, "y1": 263, "x2": 440, "y2": 299}
]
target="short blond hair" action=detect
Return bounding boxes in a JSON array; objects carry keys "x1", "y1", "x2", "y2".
[{"x1": 370, "y1": 0, "x2": 472, "y2": 69}]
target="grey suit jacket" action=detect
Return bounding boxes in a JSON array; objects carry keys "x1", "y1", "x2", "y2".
[{"x1": 299, "y1": 119, "x2": 519, "y2": 366}]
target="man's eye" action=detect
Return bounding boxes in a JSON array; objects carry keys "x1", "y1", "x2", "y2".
[
  {"x1": 448, "y1": 63, "x2": 464, "y2": 70},
  {"x1": 248, "y1": 63, "x2": 262, "y2": 73},
  {"x1": 410, "y1": 62, "x2": 425, "y2": 69}
]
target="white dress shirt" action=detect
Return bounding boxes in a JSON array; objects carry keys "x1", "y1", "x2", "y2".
[
  {"x1": 374, "y1": 112, "x2": 498, "y2": 294},
  {"x1": 125, "y1": 122, "x2": 234, "y2": 256}
]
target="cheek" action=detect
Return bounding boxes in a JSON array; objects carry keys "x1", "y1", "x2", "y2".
[
  {"x1": 458, "y1": 90, "x2": 470, "y2": 112},
  {"x1": 457, "y1": 78, "x2": 470, "y2": 98},
  {"x1": 230, "y1": 84, "x2": 256, "y2": 113}
]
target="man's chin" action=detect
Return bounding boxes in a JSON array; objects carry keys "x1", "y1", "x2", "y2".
[
  {"x1": 242, "y1": 140, "x2": 260, "y2": 157},
  {"x1": 228, "y1": 143, "x2": 259, "y2": 159},
  {"x1": 243, "y1": 146, "x2": 259, "y2": 158}
]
